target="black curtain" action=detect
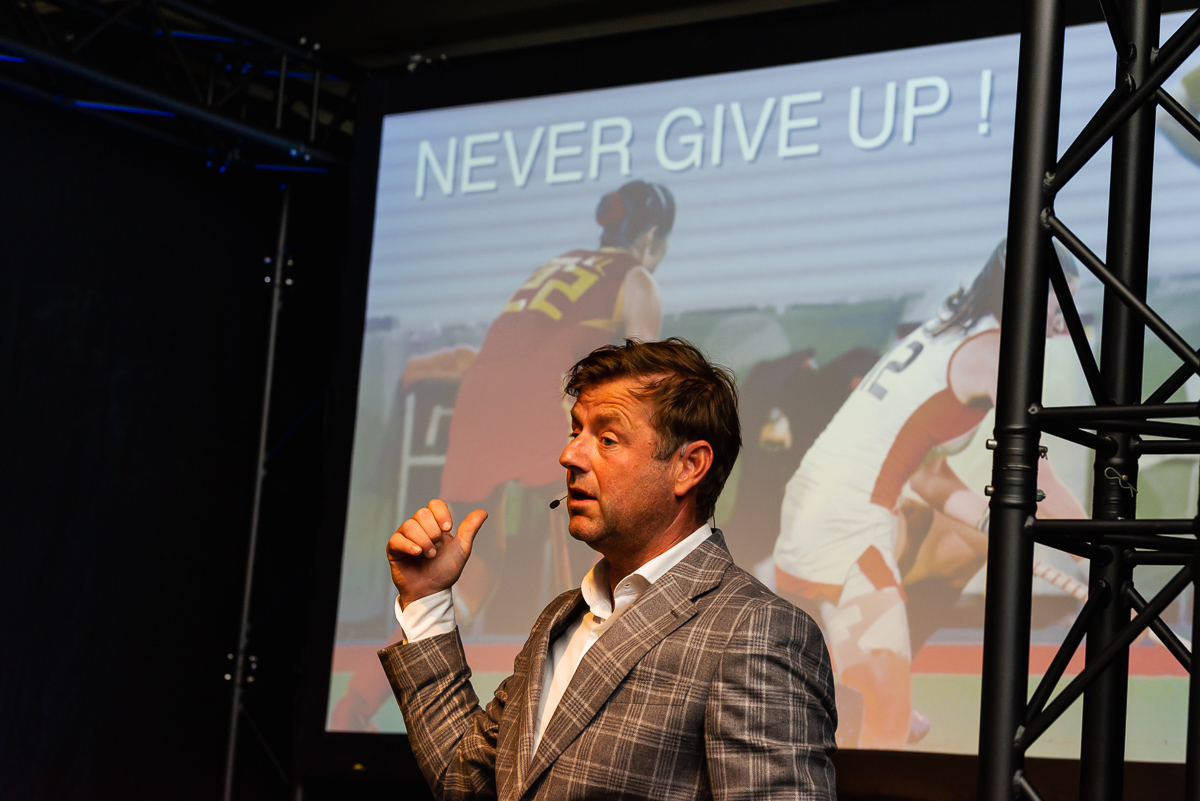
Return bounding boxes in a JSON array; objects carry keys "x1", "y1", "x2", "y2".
[{"x1": 0, "y1": 89, "x2": 346, "y2": 801}]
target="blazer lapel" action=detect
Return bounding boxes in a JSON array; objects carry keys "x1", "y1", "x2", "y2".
[
  {"x1": 517, "y1": 533, "x2": 732, "y2": 798},
  {"x1": 509, "y1": 590, "x2": 587, "y2": 798}
]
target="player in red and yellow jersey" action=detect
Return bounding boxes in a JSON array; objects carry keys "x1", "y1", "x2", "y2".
[
  {"x1": 441, "y1": 181, "x2": 675, "y2": 628},
  {"x1": 329, "y1": 182, "x2": 675, "y2": 729}
]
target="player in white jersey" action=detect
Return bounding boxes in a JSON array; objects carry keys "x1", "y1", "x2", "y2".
[{"x1": 774, "y1": 240, "x2": 1088, "y2": 748}]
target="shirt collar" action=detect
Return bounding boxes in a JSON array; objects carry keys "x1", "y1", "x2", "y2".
[{"x1": 580, "y1": 523, "x2": 712, "y2": 620}]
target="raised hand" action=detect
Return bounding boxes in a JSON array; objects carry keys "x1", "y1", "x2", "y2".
[{"x1": 386, "y1": 499, "x2": 488, "y2": 609}]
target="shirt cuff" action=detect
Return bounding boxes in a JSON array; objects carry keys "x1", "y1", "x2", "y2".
[{"x1": 396, "y1": 589, "x2": 456, "y2": 642}]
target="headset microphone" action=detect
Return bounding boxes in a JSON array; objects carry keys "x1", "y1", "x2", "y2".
[{"x1": 548, "y1": 494, "x2": 568, "y2": 509}]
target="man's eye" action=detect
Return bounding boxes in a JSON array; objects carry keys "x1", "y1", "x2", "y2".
[{"x1": 600, "y1": 436, "x2": 617, "y2": 446}]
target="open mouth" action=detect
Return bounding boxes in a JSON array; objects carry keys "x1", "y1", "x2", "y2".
[{"x1": 568, "y1": 488, "x2": 596, "y2": 502}]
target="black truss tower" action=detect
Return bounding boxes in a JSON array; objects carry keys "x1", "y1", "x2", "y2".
[{"x1": 979, "y1": 1, "x2": 1200, "y2": 799}]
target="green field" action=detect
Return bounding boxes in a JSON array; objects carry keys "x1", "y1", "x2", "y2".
[{"x1": 910, "y1": 674, "x2": 1189, "y2": 762}]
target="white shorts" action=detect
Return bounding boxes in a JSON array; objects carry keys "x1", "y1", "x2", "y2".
[{"x1": 774, "y1": 471, "x2": 900, "y2": 587}]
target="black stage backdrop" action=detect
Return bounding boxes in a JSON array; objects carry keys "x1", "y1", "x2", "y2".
[{"x1": 0, "y1": 85, "x2": 348, "y2": 800}]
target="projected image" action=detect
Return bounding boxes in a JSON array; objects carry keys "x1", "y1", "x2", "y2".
[{"x1": 328, "y1": 11, "x2": 1200, "y2": 761}]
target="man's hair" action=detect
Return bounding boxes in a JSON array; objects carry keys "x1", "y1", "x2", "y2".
[{"x1": 564, "y1": 337, "x2": 741, "y2": 522}]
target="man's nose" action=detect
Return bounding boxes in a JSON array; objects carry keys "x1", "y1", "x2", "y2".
[{"x1": 560, "y1": 435, "x2": 586, "y2": 471}]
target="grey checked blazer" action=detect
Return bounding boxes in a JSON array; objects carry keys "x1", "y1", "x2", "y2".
[{"x1": 379, "y1": 531, "x2": 838, "y2": 800}]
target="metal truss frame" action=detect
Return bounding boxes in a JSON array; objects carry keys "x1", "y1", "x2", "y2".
[
  {"x1": 0, "y1": 0, "x2": 362, "y2": 170},
  {"x1": 979, "y1": 0, "x2": 1200, "y2": 799}
]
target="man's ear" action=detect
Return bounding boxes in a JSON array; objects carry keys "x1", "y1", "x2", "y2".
[{"x1": 674, "y1": 440, "x2": 713, "y2": 499}]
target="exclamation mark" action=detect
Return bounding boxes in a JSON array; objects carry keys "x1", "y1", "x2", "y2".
[{"x1": 979, "y1": 69, "x2": 993, "y2": 135}]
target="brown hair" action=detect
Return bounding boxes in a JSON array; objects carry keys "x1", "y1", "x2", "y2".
[
  {"x1": 929, "y1": 238, "x2": 1078, "y2": 336},
  {"x1": 596, "y1": 180, "x2": 676, "y2": 249},
  {"x1": 564, "y1": 338, "x2": 741, "y2": 522}
]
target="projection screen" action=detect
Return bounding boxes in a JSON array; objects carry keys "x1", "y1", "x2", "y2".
[{"x1": 326, "y1": 10, "x2": 1200, "y2": 760}]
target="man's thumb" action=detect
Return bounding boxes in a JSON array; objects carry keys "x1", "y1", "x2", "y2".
[{"x1": 456, "y1": 509, "x2": 489, "y2": 555}]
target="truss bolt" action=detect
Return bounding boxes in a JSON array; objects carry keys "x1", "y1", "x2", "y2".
[
  {"x1": 264, "y1": 257, "x2": 272, "y2": 264},
  {"x1": 986, "y1": 439, "x2": 997, "y2": 450},
  {"x1": 985, "y1": 485, "x2": 994, "y2": 496},
  {"x1": 247, "y1": 676, "x2": 255, "y2": 683},
  {"x1": 299, "y1": 36, "x2": 308, "y2": 45},
  {"x1": 1028, "y1": 404, "x2": 1040, "y2": 415},
  {"x1": 287, "y1": 259, "x2": 294, "y2": 266},
  {"x1": 264, "y1": 277, "x2": 271, "y2": 283},
  {"x1": 314, "y1": 43, "x2": 321, "y2": 51},
  {"x1": 289, "y1": 149, "x2": 298, "y2": 157},
  {"x1": 303, "y1": 153, "x2": 312, "y2": 162},
  {"x1": 1036, "y1": 490, "x2": 1046, "y2": 502},
  {"x1": 227, "y1": 653, "x2": 233, "y2": 660},
  {"x1": 224, "y1": 673, "x2": 232, "y2": 680},
  {"x1": 285, "y1": 278, "x2": 294, "y2": 286}
]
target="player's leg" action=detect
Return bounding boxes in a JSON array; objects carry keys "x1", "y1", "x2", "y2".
[
  {"x1": 329, "y1": 623, "x2": 408, "y2": 732},
  {"x1": 896, "y1": 499, "x2": 990, "y2": 655},
  {"x1": 823, "y1": 547, "x2": 914, "y2": 749}
]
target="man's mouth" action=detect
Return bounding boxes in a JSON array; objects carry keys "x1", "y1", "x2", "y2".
[{"x1": 568, "y1": 488, "x2": 596, "y2": 502}]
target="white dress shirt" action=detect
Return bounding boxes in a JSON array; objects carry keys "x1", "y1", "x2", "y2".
[{"x1": 397, "y1": 523, "x2": 712, "y2": 753}]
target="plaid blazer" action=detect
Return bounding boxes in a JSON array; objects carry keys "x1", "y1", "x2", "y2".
[{"x1": 379, "y1": 531, "x2": 838, "y2": 800}]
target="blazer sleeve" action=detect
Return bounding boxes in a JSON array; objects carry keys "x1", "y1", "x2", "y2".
[
  {"x1": 703, "y1": 601, "x2": 839, "y2": 800},
  {"x1": 378, "y1": 630, "x2": 520, "y2": 800}
]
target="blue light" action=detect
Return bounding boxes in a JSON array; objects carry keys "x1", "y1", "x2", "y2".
[
  {"x1": 75, "y1": 100, "x2": 175, "y2": 117},
  {"x1": 254, "y1": 164, "x2": 330, "y2": 173},
  {"x1": 0, "y1": 54, "x2": 25, "y2": 63},
  {"x1": 261, "y1": 69, "x2": 342, "y2": 82},
  {"x1": 153, "y1": 28, "x2": 237, "y2": 43}
]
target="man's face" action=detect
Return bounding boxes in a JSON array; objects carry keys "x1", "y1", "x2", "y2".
[{"x1": 558, "y1": 376, "x2": 677, "y2": 554}]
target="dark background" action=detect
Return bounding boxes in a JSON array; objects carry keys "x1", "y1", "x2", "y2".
[
  {"x1": 0, "y1": 80, "x2": 350, "y2": 799},
  {"x1": 0, "y1": 0, "x2": 1190, "y2": 799}
]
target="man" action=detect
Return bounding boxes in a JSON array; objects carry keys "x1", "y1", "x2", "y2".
[{"x1": 380, "y1": 338, "x2": 838, "y2": 800}]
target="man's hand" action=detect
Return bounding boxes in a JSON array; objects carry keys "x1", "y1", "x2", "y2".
[{"x1": 387, "y1": 500, "x2": 487, "y2": 609}]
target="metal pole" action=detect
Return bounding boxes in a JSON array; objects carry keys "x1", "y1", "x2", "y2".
[
  {"x1": 1080, "y1": 0, "x2": 1158, "y2": 795},
  {"x1": 1185, "y1": 546, "x2": 1200, "y2": 798},
  {"x1": 309, "y1": 67, "x2": 321, "y2": 144},
  {"x1": 275, "y1": 54, "x2": 288, "y2": 132},
  {"x1": 223, "y1": 187, "x2": 291, "y2": 801},
  {"x1": 977, "y1": 0, "x2": 1065, "y2": 797}
]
